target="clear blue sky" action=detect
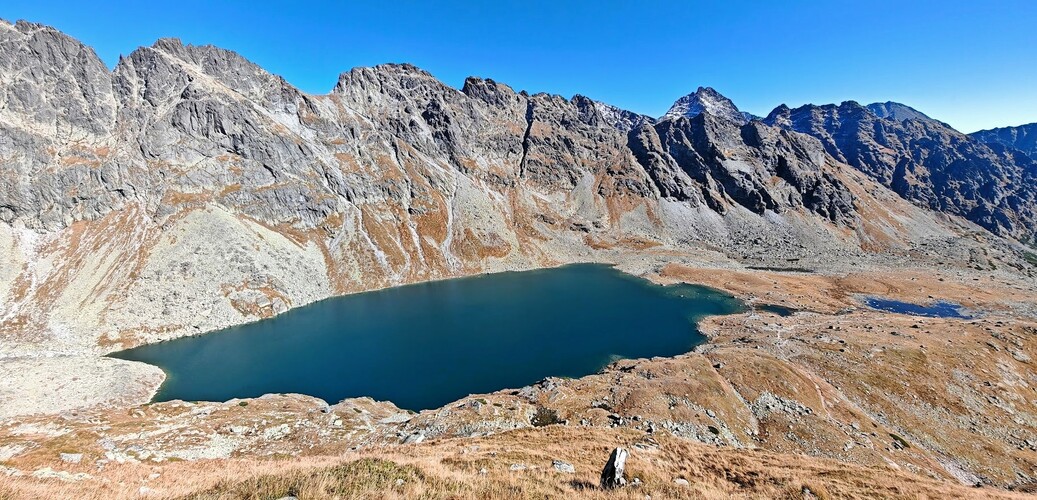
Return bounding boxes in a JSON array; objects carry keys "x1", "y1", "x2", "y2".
[{"x1": 5, "y1": 0, "x2": 1036, "y2": 132}]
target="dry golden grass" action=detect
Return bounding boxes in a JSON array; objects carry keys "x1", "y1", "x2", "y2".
[{"x1": 0, "y1": 427, "x2": 1025, "y2": 499}]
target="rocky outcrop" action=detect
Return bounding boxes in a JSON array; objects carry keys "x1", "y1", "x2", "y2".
[
  {"x1": 971, "y1": 122, "x2": 1037, "y2": 159},
  {"x1": 764, "y1": 101, "x2": 1037, "y2": 241}
]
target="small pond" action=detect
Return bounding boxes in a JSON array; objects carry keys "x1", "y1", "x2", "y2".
[
  {"x1": 863, "y1": 297, "x2": 973, "y2": 319},
  {"x1": 755, "y1": 304, "x2": 798, "y2": 317}
]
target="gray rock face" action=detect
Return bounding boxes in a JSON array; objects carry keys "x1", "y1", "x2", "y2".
[
  {"x1": 0, "y1": 20, "x2": 125, "y2": 229},
  {"x1": 600, "y1": 447, "x2": 629, "y2": 489},
  {"x1": 0, "y1": 20, "x2": 116, "y2": 135},
  {"x1": 630, "y1": 113, "x2": 856, "y2": 223},
  {"x1": 764, "y1": 101, "x2": 1037, "y2": 240},
  {"x1": 972, "y1": 123, "x2": 1037, "y2": 159}
]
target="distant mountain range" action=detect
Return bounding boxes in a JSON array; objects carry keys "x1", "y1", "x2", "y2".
[
  {"x1": 636, "y1": 85, "x2": 1037, "y2": 241},
  {"x1": 761, "y1": 101, "x2": 1037, "y2": 241},
  {"x1": 0, "y1": 18, "x2": 1035, "y2": 350},
  {"x1": 971, "y1": 123, "x2": 1037, "y2": 158}
]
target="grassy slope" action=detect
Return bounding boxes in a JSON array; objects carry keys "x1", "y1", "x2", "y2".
[{"x1": 1, "y1": 427, "x2": 1026, "y2": 499}]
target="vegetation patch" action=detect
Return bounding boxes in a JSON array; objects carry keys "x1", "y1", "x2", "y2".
[
  {"x1": 0, "y1": 485, "x2": 18, "y2": 500},
  {"x1": 181, "y1": 458, "x2": 426, "y2": 499},
  {"x1": 530, "y1": 406, "x2": 562, "y2": 427},
  {"x1": 889, "y1": 433, "x2": 911, "y2": 449}
]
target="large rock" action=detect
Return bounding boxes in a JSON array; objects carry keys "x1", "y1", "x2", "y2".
[
  {"x1": 600, "y1": 447, "x2": 629, "y2": 489},
  {"x1": 552, "y1": 459, "x2": 575, "y2": 474}
]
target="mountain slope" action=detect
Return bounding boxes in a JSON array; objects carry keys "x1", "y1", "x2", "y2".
[
  {"x1": 972, "y1": 122, "x2": 1037, "y2": 159},
  {"x1": 764, "y1": 101, "x2": 1037, "y2": 241}
]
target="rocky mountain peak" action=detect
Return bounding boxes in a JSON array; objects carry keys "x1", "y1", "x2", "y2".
[
  {"x1": 762, "y1": 98, "x2": 1037, "y2": 241},
  {"x1": 866, "y1": 101, "x2": 932, "y2": 122},
  {"x1": 132, "y1": 37, "x2": 287, "y2": 100},
  {"x1": 662, "y1": 86, "x2": 748, "y2": 125},
  {"x1": 333, "y1": 63, "x2": 440, "y2": 94},
  {"x1": 763, "y1": 104, "x2": 793, "y2": 128},
  {"x1": 3, "y1": 18, "x2": 66, "y2": 37},
  {"x1": 151, "y1": 37, "x2": 186, "y2": 52},
  {"x1": 763, "y1": 101, "x2": 873, "y2": 130},
  {"x1": 0, "y1": 17, "x2": 117, "y2": 136},
  {"x1": 461, "y1": 76, "x2": 521, "y2": 107}
]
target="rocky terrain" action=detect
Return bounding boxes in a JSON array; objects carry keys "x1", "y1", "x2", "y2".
[{"x1": 2, "y1": 17, "x2": 1037, "y2": 499}]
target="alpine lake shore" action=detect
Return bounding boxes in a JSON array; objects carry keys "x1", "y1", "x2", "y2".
[{"x1": 3, "y1": 247, "x2": 1037, "y2": 499}]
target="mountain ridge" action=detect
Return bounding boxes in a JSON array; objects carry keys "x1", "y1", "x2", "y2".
[
  {"x1": 972, "y1": 122, "x2": 1037, "y2": 159},
  {"x1": 1, "y1": 20, "x2": 1033, "y2": 351},
  {"x1": 763, "y1": 99, "x2": 1037, "y2": 241},
  {"x1": 7, "y1": 17, "x2": 1030, "y2": 238},
  {"x1": 4, "y1": 17, "x2": 1015, "y2": 356},
  {"x1": 0, "y1": 18, "x2": 899, "y2": 354},
  {"x1": 0, "y1": 16, "x2": 1032, "y2": 384}
]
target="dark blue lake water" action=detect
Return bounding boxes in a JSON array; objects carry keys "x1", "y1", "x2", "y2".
[
  {"x1": 111, "y1": 264, "x2": 745, "y2": 410},
  {"x1": 756, "y1": 304, "x2": 797, "y2": 317},
  {"x1": 863, "y1": 297, "x2": 972, "y2": 319}
]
